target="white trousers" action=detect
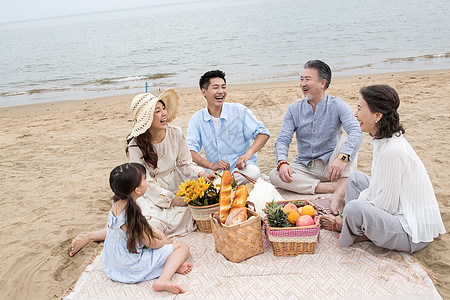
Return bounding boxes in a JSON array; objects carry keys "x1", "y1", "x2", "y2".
[{"x1": 232, "y1": 164, "x2": 261, "y2": 185}]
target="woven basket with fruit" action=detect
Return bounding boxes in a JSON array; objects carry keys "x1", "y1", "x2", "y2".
[{"x1": 263, "y1": 199, "x2": 320, "y2": 256}]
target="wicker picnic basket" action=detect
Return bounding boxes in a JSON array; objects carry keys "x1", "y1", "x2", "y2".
[
  {"x1": 264, "y1": 199, "x2": 320, "y2": 256},
  {"x1": 188, "y1": 203, "x2": 219, "y2": 233},
  {"x1": 211, "y1": 208, "x2": 264, "y2": 263}
]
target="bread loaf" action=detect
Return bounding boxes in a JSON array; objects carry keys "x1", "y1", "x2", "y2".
[
  {"x1": 225, "y1": 207, "x2": 248, "y2": 226},
  {"x1": 230, "y1": 185, "x2": 248, "y2": 210},
  {"x1": 219, "y1": 170, "x2": 232, "y2": 223}
]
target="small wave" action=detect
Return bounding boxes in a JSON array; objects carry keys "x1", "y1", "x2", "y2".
[
  {"x1": 97, "y1": 73, "x2": 176, "y2": 85},
  {"x1": 271, "y1": 63, "x2": 301, "y2": 68},
  {"x1": 0, "y1": 91, "x2": 28, "y2": 97},
  {"x1": 0, "y1": 88, "x2": 68, "y2": 97},
  {"x1": 383, "y1": 52, "x2": 450, "y2": 63},
  {"x1": 28, "y1": 88, "x2": 67, "y2": 95},
  {"x1": 83, "y1": 86, "x2": 134, "y2": 92},
  {"x1": 334, "y1": 63, "x2": 374, "y2": 72}
]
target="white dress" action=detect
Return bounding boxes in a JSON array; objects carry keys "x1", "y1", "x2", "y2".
[{"x1": 128, "y1": 125, "x2": 202, "y2": 237}]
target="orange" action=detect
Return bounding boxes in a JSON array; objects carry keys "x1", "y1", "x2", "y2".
[
  {"x1": 301, "y1": 205, "x2": 315, "y2": 217},
  {"x1": 288, "y1": 211, "x2": 301, "y2": 225}
]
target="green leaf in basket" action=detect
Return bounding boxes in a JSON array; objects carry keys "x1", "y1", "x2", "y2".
[{"x1": 292, "y1": 200, "x2": 306, "y2": 207}]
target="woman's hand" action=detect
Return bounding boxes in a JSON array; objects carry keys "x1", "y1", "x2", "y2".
[
  {"x1": 199, "y1": 171, "x2": 216, "y2": 182},
  {"x1": 172, "y1": 196, "x2": 187, "y2": 207}
]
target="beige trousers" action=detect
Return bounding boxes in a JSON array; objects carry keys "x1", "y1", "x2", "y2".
[{"x1": 269, "y1": 137, "x2": 358, "y2": 194}]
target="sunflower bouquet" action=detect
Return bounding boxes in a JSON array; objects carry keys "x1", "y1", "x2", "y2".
[{"x1": 176, "y1": 177, "x2": 220, "y2": 207}]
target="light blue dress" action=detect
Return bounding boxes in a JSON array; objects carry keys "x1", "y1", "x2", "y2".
[{"x1": 101, "y1": 206, "x2": 173, "y2": 283}]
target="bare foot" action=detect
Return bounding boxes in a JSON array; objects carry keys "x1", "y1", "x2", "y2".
[
  {"x1": 176, "y1": 262, "x2": 193, "y2": 275},
  {"x1": 69, "y1": 233, "x2": 91, "y2": 257},
  {"x1": 153, "y1": 280, "x2": 186, "y2": 294},
  {"x1": 330, "y1": 193, "x2": 344, "y2": 215},
  {"x1": 320, "y1": 215, "x2": 343, "y2": 232}
]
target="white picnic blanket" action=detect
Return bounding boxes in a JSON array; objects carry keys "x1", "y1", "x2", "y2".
[
  {"x1": 64, "y1": 191, "x2": 441, "y2": 299},
  {"x1": 64, "y1": 228, "x2": 441, "y2": 300}
]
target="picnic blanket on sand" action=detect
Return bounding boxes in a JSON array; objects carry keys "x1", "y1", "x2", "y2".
[{"x1": 64, "y1": 193, "x2": 442, "y2": 300}]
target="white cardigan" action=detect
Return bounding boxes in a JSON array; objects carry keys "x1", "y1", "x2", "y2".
[{"x1": 358, "y1": 133, "x2": 446, "y2": 243}]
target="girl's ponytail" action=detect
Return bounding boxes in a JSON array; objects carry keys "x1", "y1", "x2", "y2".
[{"x1": 125, "y1": 192, "x2": 158, "y2": 253}]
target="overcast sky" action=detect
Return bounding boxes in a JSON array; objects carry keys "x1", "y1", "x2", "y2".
[{"x1": 0, "y1": 0, "x2": 195, "y2": 23}]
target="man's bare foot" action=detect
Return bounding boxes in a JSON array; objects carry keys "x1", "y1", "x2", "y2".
[
  {"x1": 330, "y1": 193, "x2": 344, "y2": 215},
  {"x1": 176, "y1": 262, "x2": 193, "y2": 275},
  {"x1": 315, "y1": 181, "x2": 337, "y2": 194},
  {"x1": 320, "y1": 215, "x2": 343, "y2": 232},
  {"x1": 153, "y1": 280, "x2": 186, "y2": 294},
  {"x1": 69, "y1": 233, "x2": 91, "y2": 257}
]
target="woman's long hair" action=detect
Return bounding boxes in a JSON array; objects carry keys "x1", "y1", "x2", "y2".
[
  {"x1": 126, "y1": 100, "x2": 166, "y2": 169},
  {"x1": 359, "y1": 85, "x2": 405, "y2": 139},
  {"x1": 109, "y1": 163, "x2": 158, "y2": 253}
]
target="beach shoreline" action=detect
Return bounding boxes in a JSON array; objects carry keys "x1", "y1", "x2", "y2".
[
  {"x1": 2, "y1": 68, "x2": 450, "y2": 111},
  {"x1": 0, "y1": 69, "x2": 448, "y2": 299}
]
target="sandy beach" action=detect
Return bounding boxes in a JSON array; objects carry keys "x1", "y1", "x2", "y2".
[{"x1": 0, "y1": 69, "x2": 449, "y2": 299}]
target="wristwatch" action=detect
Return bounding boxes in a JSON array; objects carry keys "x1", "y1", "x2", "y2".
[{"x1": 338, "y1": 153, "x2": 349, "y2": 163}]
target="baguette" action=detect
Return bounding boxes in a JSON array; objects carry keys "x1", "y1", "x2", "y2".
[
  {"x1": 230, "y1": 185, "x2": 248, "y2": 210},
  {"x1": 219, "y1": 170, "x2": 232, "y2": 223}
]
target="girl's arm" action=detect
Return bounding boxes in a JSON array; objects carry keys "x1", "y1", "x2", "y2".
[{"x1": 141, "y1": 227, "x2": 173, "y2": 249}]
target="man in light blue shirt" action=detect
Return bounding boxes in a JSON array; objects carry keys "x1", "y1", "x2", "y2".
[
  {"x1": 269, "y1": 60, "x2": 363, "y2": 215},
  {"x1": 186, "y1": 70, "x2": 270, "y2": 184}
]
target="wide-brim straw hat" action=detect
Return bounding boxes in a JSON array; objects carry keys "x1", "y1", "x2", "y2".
[{"x1": 127, "y1": 88, "x2": 180, "y2": 140}]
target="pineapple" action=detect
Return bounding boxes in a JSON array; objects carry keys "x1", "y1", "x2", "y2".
[{"x1": 263, "y1": 200, "x2": 290, "y2": 228}]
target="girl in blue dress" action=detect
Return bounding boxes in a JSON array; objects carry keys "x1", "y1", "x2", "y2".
[{"x1": 102, "y1": 162, "x2": 192, "y2": 294}]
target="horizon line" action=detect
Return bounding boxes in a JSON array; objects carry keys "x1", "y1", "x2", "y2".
[{"x1": 0, "y1": 0, "x2": 207, "y2": 26}]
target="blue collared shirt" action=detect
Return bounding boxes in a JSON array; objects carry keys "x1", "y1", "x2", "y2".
[
  {"x1": 187, "y1": 102, "x2": 270, "y2": 170},
  {"x1": 275, "y1": 94, "x2": 363, "y2": 166}
]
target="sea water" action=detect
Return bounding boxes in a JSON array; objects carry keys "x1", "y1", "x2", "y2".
[{"x1": 0, "y1": 0, "x2": 449, "y2": 107}]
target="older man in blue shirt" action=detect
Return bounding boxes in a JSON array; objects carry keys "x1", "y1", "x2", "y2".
[
  {"x1": 187, "y1": 70, "x2": 270, "y2": 185},
  {"x1": 269, "y1": 60, "x2": 363, "y2": 215}
]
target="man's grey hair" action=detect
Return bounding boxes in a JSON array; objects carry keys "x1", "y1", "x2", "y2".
[{"x1": 303, "y1": 60, "x2": 332, "y2": 90}]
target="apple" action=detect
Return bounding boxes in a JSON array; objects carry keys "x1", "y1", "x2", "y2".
[
  {"x1": 296, "y1": 215, "x2": 315, "y2": 227},
  {"x1": 282, "y1": 203, "x2": 299, "y2": 215}
]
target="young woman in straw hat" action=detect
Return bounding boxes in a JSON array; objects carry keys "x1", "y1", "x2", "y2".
[
  {"x1": 69, "y1": 88, "x2": 214, "y2": 257},
  {"x1": 321, "y1": 85, "x2": 445, "y2": 252}
]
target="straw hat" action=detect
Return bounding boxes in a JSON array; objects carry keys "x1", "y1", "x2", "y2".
[{"x1": 127, "y1": 88, "x2": 180, "y2": 140}]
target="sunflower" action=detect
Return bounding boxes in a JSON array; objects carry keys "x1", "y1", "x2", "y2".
[
  {"x1": 196, "y1": 177, "x2": 210, "y2": 198},
  {"x1": 176, "y1": 180, "x2": 195, "y2": 197},
  {"x1": 176, "y1": 177, "x2": 219, "y2": 206}
]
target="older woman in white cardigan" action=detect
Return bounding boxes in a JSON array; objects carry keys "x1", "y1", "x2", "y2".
[{"x1": 321, "y1": 85, "x2": 445, "y2": 253}]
